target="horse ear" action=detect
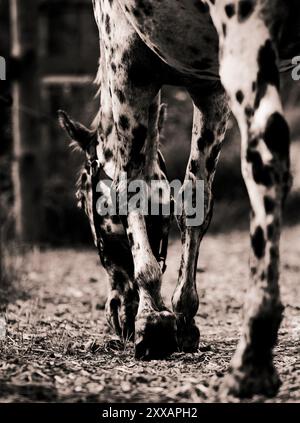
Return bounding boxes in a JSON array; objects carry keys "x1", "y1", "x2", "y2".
[{"x1": 58, "y1": 110, "x2": 93, "y2": 150}]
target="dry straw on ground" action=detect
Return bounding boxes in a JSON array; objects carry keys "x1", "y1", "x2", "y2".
[{"x1": 0, "y1": 228, "x2": 299, "y2": 403}]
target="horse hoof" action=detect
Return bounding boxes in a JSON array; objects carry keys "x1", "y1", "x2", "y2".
[
  {"x1": 135, "y1": 311, "x2": 178, "y2": 360},
  {"x1": 221, "y1": 363, "x2": 281, "y2": 398}
]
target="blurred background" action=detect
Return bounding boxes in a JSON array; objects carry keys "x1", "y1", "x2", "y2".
[{"x1": 1, "y1": 0, "x2": 300, "y2": 248}]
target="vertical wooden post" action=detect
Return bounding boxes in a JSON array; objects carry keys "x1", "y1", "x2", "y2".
[{"x1": 10, "y1": 0, "x2": 43, "y2": 243}]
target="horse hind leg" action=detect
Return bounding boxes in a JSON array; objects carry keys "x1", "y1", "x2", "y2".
[
  {"x1": 172, "y1": 86, "x2": 229, "y2": 352},
  {"x1": 208, "y1": 1, "x2": 291, "y2": 397}
]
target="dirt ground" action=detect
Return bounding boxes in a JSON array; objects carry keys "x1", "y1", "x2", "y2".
[{"x1": 0, "y1": 227, "x2": 299, "y2": 403}]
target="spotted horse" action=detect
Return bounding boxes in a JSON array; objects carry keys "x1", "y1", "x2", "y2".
[{"x1": 59, "y1": 0, "x2": 300, "y2": 397}]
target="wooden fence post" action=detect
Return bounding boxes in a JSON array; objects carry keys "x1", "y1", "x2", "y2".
[{"x1": 10, "y1": 0, "x2": 43, "y2": 243}]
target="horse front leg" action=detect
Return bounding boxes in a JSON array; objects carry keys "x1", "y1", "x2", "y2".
[{"x1": 103, "y1": 20, "x2": 177, "y2": 358}]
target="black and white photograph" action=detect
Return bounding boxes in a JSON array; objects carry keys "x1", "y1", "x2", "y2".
[{"x1": 0, "y1": 0, "x2": 300, "y2": 411}]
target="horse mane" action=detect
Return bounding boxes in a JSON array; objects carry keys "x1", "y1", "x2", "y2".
[{"x1": 91, "y1": 62, "x2": 102, "y2": 131}]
